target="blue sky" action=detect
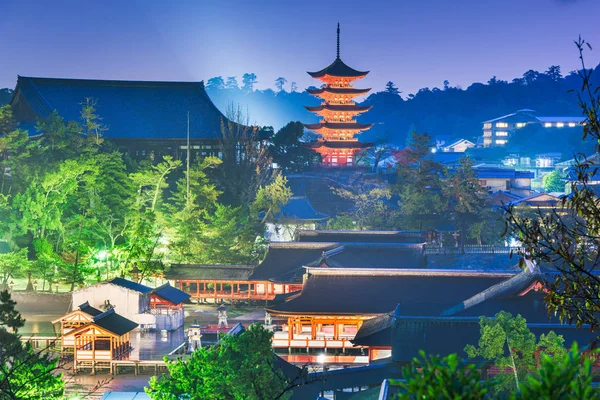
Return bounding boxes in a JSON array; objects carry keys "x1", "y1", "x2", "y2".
[{"x1": 1, "y1": 0, "x2": 599, "y2": 95}]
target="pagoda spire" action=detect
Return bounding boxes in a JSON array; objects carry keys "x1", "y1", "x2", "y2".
[{"x1": 336, "y1": 23, "x2": 340, "y2": 60}]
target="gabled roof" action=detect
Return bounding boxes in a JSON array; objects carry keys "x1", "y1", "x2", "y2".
[
  {"x1": 151, "y1": 283, "x2": 190, "y2": 305},
  {"x1": 305, "y1": 243, "x2": 426, "y2": 270},
  {"x1": 271, "y1": 196, "x2": 329, "y2": 222},
  {"x1": 296, "y1": 230, "x2": 425, "y2": 244},
  {"x1": 307, "y1": 87, "x2": 371, "y2": 95},
  {"x1": 443, "y1": 138, "x2": 475, "y2": 149},
  {"x1": 78, "y1": 301, "x2": 103, "y2": 317},
  {"x1": 267, "y1": 270, "x2": 515, "y2": 316},
  {"x1": 10, "y1": 76, "x2": 243, "y2": 139},
  {"x1": 250, "y1": 242, "x2": 339, "y2": 282},
  {"x1": 304, "y1": 104, "x2": 372, "y2": 113},
  {"x1": 474, "y1": 168, "x2": 534, "y2": 179},
  {"x1": 108, "y1": 277, "x2": 152, "y2": 293},
  {"x1": 308, "y1": 58, "x2": 369, "y2": 78},
  {"x1": 509, "y1": 192, "x2": 562, "y2": 207},
  {"x1": 304, "y1": 122, "x2": 374, "y2": 131},
  {"x1": 164, "y1": 264, "x2": 254, "y2": 281},
  {"x1": 92, "y1": 308, "x2": 138, "y2": 336}
]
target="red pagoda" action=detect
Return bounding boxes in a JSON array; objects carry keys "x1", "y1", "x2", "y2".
[{"x1": 305, "y1": 24, "x2": 373, "y2": 167}]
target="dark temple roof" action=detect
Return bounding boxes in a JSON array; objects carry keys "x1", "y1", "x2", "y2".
[
  {"x1": 250, "y1": 243, "x2": 339, "y2": 283},
  {"x1": 78, "y1": 301, "x2": 103, "y2": 317},
  {"x1": 92, "y1": 308, "x2": 138, "y2": 336},
  {"x1": 271, "y1": 196, "x2": 329, "y2": 222},
  {"x1": 308, "y1": 58, "x2": 369, "y2": 78},
  {"x1": 296, "y1": 230, "x2": 425, "y2": 244},
  {"x1": 304, "y1": 122, "x2": 374, "y2": 131},
  {"x1": 304, "y1": 105, "x2": 372, "y2": 113},
  {"x1": 164, "y1": 264, "x2": 255, "y2": 281},
  {"x1": 267, "y1": 270, "x2": 514, "y2": 316},
  {"x1": 10, "y1": 76, "x2": 243, "y2": 139},
  {"x1": 306, "y1": 243, "x2": 426, "y2": 269},
  {"x1": 151, "y1": 283, "x2": 191, "y2": 305},
  {"x1": 307, "y1": 87, "x2": 371, "y2": 95},
  {"x1": 109, "y1": 277, "x2": 152, "y2": 293}
]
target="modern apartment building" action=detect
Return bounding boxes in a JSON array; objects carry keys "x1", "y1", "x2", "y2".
[{"x1": 482, "y1": 109, "x2": 584, "y2": 147}]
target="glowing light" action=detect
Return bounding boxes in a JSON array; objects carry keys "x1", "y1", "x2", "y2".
[
  {"x1": 496, "y1": 122, "x2": 508, "y2": 128},
  {"x1": 97, "y1": 250, "x2": 108, "y2": 260},
  {"x1": 317, "y1": 353, "x2": 326, "y2": 364},
  {"x1": 430, "y1": 148, "x2": 437, "y2": 153},
  {"x1": 496, "y1": 131, "x2": 508, "y2": 137},
  {"x1": 516, "y1": 123, "x2": 526, "y2": 128},
  {"x1": 556, "y1": 122, "x2": 564, "y2": 128},
  {"x1": 544, "y1": 123, "x2": 552, "y2": 128},
  {"x1": 568, "y1": 122, "x2": 577, "y2": 127}
]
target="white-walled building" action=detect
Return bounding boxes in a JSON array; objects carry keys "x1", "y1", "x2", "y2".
[{"x1": 72, "y1": 278, "x2": 189, "y2": 331}]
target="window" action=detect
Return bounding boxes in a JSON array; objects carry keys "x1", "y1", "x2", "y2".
[
  {"x1": 484, "y1": 138, "x2": 492, "y2": 145},
  {"x1": 556, "y1": 122, "x2": 564, "y2": 128},
  {"x1": 544, "y1": 123, "x2": 552, "y2": 128},
  {"x1": 483, "y1": 123, "x2": 492, "y2": 129},
  {"x1": 568, "y1": 122, "x2": 577, "y2": 127},
  {"x1": 495, "y1": 139, "x2": 507, "y2": 145},
  {"x1": 496, "y1": 122, "x2": 508, "y2": 128},
  {"x1": 483, "y1": 130, "x2": 492, "y2": 137},
  {"x1": 516, "y1": 123, "x2": 526, "y2": 128},
  {"x1": 496, "y1": 131, "x2": 508, "y2": 137}
]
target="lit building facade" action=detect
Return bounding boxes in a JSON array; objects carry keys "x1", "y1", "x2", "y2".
[
  {"x1": 482, "y1": 109, "x2": 585, "y2": 147},
  {"x1": 304, "y1": 24, "x2": 373, "y2": 166}
]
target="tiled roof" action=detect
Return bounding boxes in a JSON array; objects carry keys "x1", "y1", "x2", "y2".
[
  {"x1": 308, "y1": 58, "x2": 369, "y2": 78},
  {"x1": 164, "y1": 264, "x2": 254, "y2": 281},
  {"x1": 272, "y1": 196, "x2": 329, "y2": 221},
  {"x1": 474, "y1": 168, "x2": 534, "y2": 179},
  {"x1": 11, "y1": 76, "x2": 242, "y2": 139},
  {"x1": 305, "y1": 243, "x2": 426, "y2": 270},
  {"x1": 250, "y1": 243, "x2": 338, "y2": 282},
  {"x1": 151, "y1": 283, "x2": 190, "y2": 305},
  {"x1": 109, "y1": 277, "x2": 152, "y2": 293},
  {"x1": 267, "y1": 271, "x2": 512, "y2": 316},
  {"x1": 296, "y1": 230, "x2": 425, "y2": 244},
  {"x1": 92, "y1": 308, "x2": 138, "y2": 336},
  {"x1": 78, "y1": 301, "x2": 103, "y2": 317}
]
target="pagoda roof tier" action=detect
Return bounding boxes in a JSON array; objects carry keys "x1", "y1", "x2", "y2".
[
  {"x1": 309, "y1": 141, "x2": 373, "y2": 149},
  {"x1": 304, "y1": 122, "x2": 374, "y2": 131},
  {"x1": 308, "y1": 58, "x2": 369, "y2": 78},
  {"x1": 307, "y1": 87, "x2": 371, "y2": 95},
  {"x1": 305, "y1": 104, "x2": 372, "y2": 113}
]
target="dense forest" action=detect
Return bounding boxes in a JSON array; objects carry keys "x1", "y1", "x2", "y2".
[{"x1": 2, "y1": 63, "x2": 599, "y2": 152}]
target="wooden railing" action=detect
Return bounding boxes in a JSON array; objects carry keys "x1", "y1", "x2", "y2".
[{"x1": 424, "y1": 245, "x2": 523, "y2": 255}]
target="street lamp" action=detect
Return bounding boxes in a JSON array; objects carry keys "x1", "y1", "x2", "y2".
[
  {"x1": 9, "y1": 280, "x2": 14, "y2": 291},
  {"x1": 33, "y1": 280, "x2": 38, "y2": 292}
]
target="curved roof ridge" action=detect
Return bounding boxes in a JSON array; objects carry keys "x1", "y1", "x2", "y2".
[
  {"x1": 306, "y1": 268, "x2": 519, "y2": 277},
  {"x1": 268, "y1": 242, "x2": 340, "y2": 249}
]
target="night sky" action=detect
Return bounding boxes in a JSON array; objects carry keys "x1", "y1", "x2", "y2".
[{"x1": 1, "y1": 0, "x2": 599, "y2": 95}]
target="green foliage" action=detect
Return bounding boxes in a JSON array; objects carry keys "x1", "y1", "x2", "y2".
[
  {"x1": 146, "y1": 323, "x2": 292, "y2": 400},
  {"x1": 542, "y1": 170, "x2": 564, "y2": 193},
  {"x1": 334, "y1": 187, "x2": 397, "y2": 230},
  {"x1": 270, "y1": 121, "x2": 321, "y2": 171},
  {"x1": 464, "y1": 311, "x2": 566, "y2": 393},
  {"x1": 326, "y1": 215, "x2": 358, "y2": 230},
  {"x1": 392, "y1": 351, "x2": 493, "y2": 399},
  {"x1": 0, "y1": 290, "x2": 64, "y2": 399},
  {"x1": 251, "y1": 173, "x2": 292, "y2": 224},
  {"x1": 513, "y1": 343, "x2": 599, "y2": 400},
  {"x1": 0, "y1": 248, "x2": 30, "y2": 286}
]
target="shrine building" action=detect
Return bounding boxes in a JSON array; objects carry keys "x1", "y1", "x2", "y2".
[{"x1": 304, "y1": 24, "x2": 373, "y2": 167}]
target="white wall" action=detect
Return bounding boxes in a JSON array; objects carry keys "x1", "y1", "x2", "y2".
[{"x1": 72, "y1": 283, "x2": 150, "y2": 324}]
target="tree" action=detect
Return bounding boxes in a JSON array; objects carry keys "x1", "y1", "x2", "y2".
[
  {"x1": 290, "y1": 81, "x2": 297, "y2": 93},
  {"x1": 523, "y1": 70, "x2": 541, "y2": 85},
  {"x1": 146, "y1": 324, "x2": 293, "y2": 400},
  {"x1": 464, "y1": 311, "x2": 566, "y2": 393},
  {"x1": 384, "y1": 81, "x2": 400, "y2": 95},
  {"x1": 545, "y1": 65, "x2": 563, "y2": 82},
  {"x1": 269, "y1": 121, "x2": 320, "y2": 172},
  {"x1": 0, "y1": 248, "x2": 29, "y2": 288},
  {"x1": 274, "y1": 77, "x2": 287, "y2": 92},
  {"x1": 443, "y1": 79, "x2": 450, "y2": 90},
  {"x1": 392, "y1": 351, "x2": 494, "y2": 399},
  {"x1": 0, "y1": 290, "x2": 64, "y2": 399},
  {"x1": 443, "y1": 157, "x2": 488, "y2": 251},
  {"x1": 206, "y1": 76, "x2": 225, "y2": 90},
  {"x1": 542, "y1": 170, "x2": 564, "y2": 192},
  {"x1": 503, "y1": 38, "x2": 600, "y2": 333},
  {"x1": 0, "y1": 89, "x2": 12, "y2": 106},
  {"x1": 513, "y1": 343, "x2": 599, "y2": 400},
  {"x1": 225, "y1": 76, "x2": 239, "y2": 90},
  {"x1": 394, "y1": 131, "x2": 447, "y2": 231},
  {"x1": 242, "y1": 73, "x2": 257, "y2": 92},
  {"x1": 334, "y1": 187, "x2": 397, "y2": 230},
  {"x1": 251, "y1": 173, "x2": 292, "y2": 224}
]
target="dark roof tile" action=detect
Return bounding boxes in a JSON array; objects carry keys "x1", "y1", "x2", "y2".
[
  {"x1": 151, "y1": 283, "x2": 191, "y2": 304},
  {"x1": 109, "y1": 277, "x2": 152, "y2": 293},
  {"x1": 92, "y1": 308, "x2": 138, "y2": 336},
  {"x1": 164, "y1": 264, "x2": 254, "y2": 281}
]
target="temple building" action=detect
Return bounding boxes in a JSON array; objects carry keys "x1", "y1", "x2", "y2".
[
  {"x1": 8, "y1": 76, "x2": 253, "y2": 162},
  {"x1": 304, "y1": 24, "x2": 373, "y2": 167}
]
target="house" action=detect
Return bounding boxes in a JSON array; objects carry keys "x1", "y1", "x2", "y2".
[
  {"x1": 264, "y1": 196, "x2": 329, "y2": 242},
  {"x1": 509, "y1": 192, "x2": 562, "y2": 208},
  {"x1": 9, "y1": 76, "x2": 251, "y2": 162},
  {"x1": 482, "y1": 109, "x2": 585, "y2": 147},
  {"x1": 442, "y1": 138, "x2": 475, "y2": 153},
  {"x1": 72, "y1": 278, "x2": 189, "y2": 331},
  {"x1": 52, "y1": 301, "x2": 103, "y2": 350},
  {"x1": 473, "y1": 167, "x2": 534, "y2": 196},
  {"x1": 66, "y1": 308, "x2": 138, "y2": 373},
  {"x1": 486, "y1": 191, "x2": 522, "y2": 208}
]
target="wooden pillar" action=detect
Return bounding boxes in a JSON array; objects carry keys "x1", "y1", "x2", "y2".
[
  {"x1": 196, "y1": 281, "x2": 199, "y2": 299},
  {"x1": 91, "y1": 335, "x2": 96, "y2": 375},
  {"x1": 333, "y1": 318, "x2": 338, "y2": 340},
  {"x1": 231, "y1": 283, "x2": 234, "y2": 296},
  {"x1": 288, "y1": 317, "x2": 293, "y2": 341},
  {"x1": 213, "y1": 281, "x2": 217, "y2": 301}
]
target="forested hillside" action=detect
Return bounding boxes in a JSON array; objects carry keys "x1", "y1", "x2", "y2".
[{"x1": 204, "y1": 64, "x2": 600, "y2": 148}]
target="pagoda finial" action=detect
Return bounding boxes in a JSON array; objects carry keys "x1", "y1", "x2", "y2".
[{"x1": 336, "y1": 23, "x2": 341, "y2": 59}]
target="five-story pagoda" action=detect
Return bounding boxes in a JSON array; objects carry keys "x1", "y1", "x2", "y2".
[{"x1": 305, "y1": 24, "x2": 373, "y2": 167}]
